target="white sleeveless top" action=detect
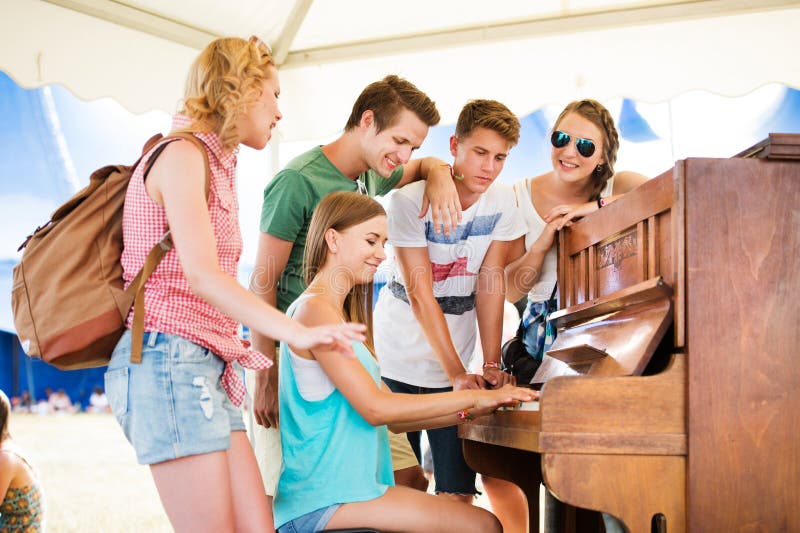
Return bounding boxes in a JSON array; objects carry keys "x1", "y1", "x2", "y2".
[
  {"x1": 285, "y1": 294, "x2": 336, "y2": 401},
  {"x1": 512, "y1": 177, "x2": 614, "y2": 302}
]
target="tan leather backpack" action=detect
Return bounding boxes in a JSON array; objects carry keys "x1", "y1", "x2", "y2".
[{"x1": 12, "y1": 133, "x2": 209, "y2": 369}]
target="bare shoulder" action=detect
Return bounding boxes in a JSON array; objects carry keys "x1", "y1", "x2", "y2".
[
  {"x1": 155, "y1": 138, "x2": 205, "y2": 170},
  {"x1": 0, "y1": 448, "x2": 17, "y2": 469},
  {"x1": 612, "y1": 170, "x2": 649, "y2": 194},
  {"x1": 292, "y1": 295, "x2": 342, "y2": 328},
  {"x1": 527, "y1": 171, "x2": 551, "y2": 189},
  {"x1": 527, "y1": 171, "x2": 557, "y2": 200},
  {"x1": 146, "y1": 138, "x2": 207, "y2": 203}
]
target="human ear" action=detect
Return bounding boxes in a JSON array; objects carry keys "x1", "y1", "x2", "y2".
[
  {"x1": 449, "y1": 135, "x2": 459, "y2": 158},
  {"x1": 360, "y1": 110, "x2": 375, "y2": 130},
  {"x1": 325, "y1": 228, "x2": 339, "y2": 253}
]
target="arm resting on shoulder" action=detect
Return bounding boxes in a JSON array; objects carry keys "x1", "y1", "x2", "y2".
[{"x1": 399, "y1": 157, "x2": 461, "y2": 235}]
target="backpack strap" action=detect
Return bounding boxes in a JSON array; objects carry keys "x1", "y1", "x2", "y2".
[{"x1": 127, "y1": 133, "x2": 212, "y2": 364}]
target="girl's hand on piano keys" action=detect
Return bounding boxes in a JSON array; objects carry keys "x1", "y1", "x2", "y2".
[{"x1": 471, "y1": 385, "x2": 539, "y2": 416}]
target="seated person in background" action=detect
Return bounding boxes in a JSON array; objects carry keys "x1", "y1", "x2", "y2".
[
  {"x1": 35, "y1": 387, "x2": 55, "y2": 415},
  {"x1": 86, "y1": 387, "x2": 110, "y2": 414},
  {"x1": 11, "y1": 391, "x2": 34, "y2": 413},
  {"x1": 274, "y1": 191, "x2": 536, "y2": 533},
  {"x1": 373, "y1": 99, "x2": 529, "y2": 532},
  {"x1": 1, "y1": 389, "x2": 45, "y2": 531},
  {"x1": 48, "y1": 389, "x2": 74, "y2": 414}
]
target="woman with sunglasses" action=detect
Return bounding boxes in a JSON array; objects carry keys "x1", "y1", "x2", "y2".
[
  {"x1": 273, "y1": 191, "x2": 537, "y2": 533},
  {"x1": 105, "y1": 37, "x2": 365, "y2": 533},
  {"x1": 504, "y1": 99, "x2": 647, "y2": 531},
  {"x1": 506, "y1": 98, "x2": 647, "y2": 318}
]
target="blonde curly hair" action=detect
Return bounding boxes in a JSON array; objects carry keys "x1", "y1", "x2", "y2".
[{"x1": 181, "y1": 36, "x2": 275, "y2": 151}]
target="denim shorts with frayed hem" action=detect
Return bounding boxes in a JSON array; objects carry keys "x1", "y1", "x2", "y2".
[
  {"x1": 277, "y1": 504, "x2": 341, "y2": 533},
  {"x1": 104, "y1": 330, "x2": 246, "y2": 465}
]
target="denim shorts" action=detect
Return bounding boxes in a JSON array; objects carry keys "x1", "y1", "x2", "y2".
[
  {"x1": 382, "y1": 377, "x2": 477, "y2": 496},
  {"x1": 277, "y1": 504, "x2": 340, "y2": 533},
  {"x1": 104, "y1": 330, "x2": 246, "y2": 465}
]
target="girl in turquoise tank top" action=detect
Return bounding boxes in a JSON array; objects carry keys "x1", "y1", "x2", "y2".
[{"x1": 274, "y1": 192, "x2": 537, "y2": 533}]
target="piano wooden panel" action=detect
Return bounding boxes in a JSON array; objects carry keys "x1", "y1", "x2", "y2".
[{"x1": 682, "y1": 157, "x2": 800, "y2": 531}]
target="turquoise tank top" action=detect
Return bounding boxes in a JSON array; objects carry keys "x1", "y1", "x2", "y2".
[{"x1": 273, "y1": 297, "x2": 394, "y2": 528}]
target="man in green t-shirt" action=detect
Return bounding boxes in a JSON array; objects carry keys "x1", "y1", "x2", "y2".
[{"x1": 248, "y1": 75, "x2": 462, "y2": 503}]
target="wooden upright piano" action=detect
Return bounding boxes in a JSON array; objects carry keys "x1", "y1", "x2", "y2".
[{"x1": 461, "y1": 134, "x2": 800, "y2": 532}]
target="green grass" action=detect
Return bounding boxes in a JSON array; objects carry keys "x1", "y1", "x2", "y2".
[{"x1": 11, "y1": 413, "x2": 171, "y2": 532}]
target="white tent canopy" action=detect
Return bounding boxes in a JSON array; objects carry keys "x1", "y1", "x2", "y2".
[{"x1": 2, "y1": 0, "x2": 799, "y2": 142}]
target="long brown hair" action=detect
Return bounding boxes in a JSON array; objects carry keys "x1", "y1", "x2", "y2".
[
  {"x1": 304, "y1": 192, "x2": 386, "y2": 355},
  {"x1": 553, "y1": 99, "x2": 619, "y2": 200}
]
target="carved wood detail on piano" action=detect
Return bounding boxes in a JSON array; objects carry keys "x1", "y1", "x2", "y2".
[{"x1": 559, "y1": 172, "x2": 674, "y2": 311}]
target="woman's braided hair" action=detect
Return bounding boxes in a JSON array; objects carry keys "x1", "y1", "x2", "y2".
[{"x1": 554, "y1": 99, "x2": 619, "y2": 201}]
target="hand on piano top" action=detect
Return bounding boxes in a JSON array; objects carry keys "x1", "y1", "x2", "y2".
[
  {"x1": 543, "y1": 201, "x2": 599, "y2": 230},
  {"x1": 470, "y1": 384, "x2": 539, "y2": 418}
]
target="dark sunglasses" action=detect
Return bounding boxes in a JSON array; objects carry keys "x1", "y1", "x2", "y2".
[{"x1": 550, "y1": 130, "x2": 596, "y2": 158}]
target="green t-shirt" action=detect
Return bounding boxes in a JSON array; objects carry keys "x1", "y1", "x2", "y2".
[{"x1": 260, "y1": 146, "x2": 403, "y2": 311}]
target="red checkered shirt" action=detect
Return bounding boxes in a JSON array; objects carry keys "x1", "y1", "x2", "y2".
[{"x1": 121, "y1": 115, "x2": 272, "y2": 406}]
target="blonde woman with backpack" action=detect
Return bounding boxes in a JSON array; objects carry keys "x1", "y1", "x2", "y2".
[{"x1": 104, "y1": 37, "x2": 365, "y2": 533}]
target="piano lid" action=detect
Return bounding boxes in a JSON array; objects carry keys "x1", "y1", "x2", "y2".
[
  {"x1": 734, "y1": 133, "x2": 800, "y2": 160},
  {"x1": 532, "y1": 277, "x2": 673, "y2": 384}
]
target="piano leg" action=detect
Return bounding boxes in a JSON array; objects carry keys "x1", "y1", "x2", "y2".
[
  {"x1": 543, "y1": 454, "x2": 686, "y2": 533},
  {"x1": 463, "y1": 440, "x2": 543, "y2": 532}
]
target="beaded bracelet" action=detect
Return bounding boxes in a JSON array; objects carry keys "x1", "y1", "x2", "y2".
[
  {"x1": 456, "y1": 409, "x2": 475, "y2": 422},
  {"x1": 483, "y1": 361, "x2": 501, "y2": 369}
]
